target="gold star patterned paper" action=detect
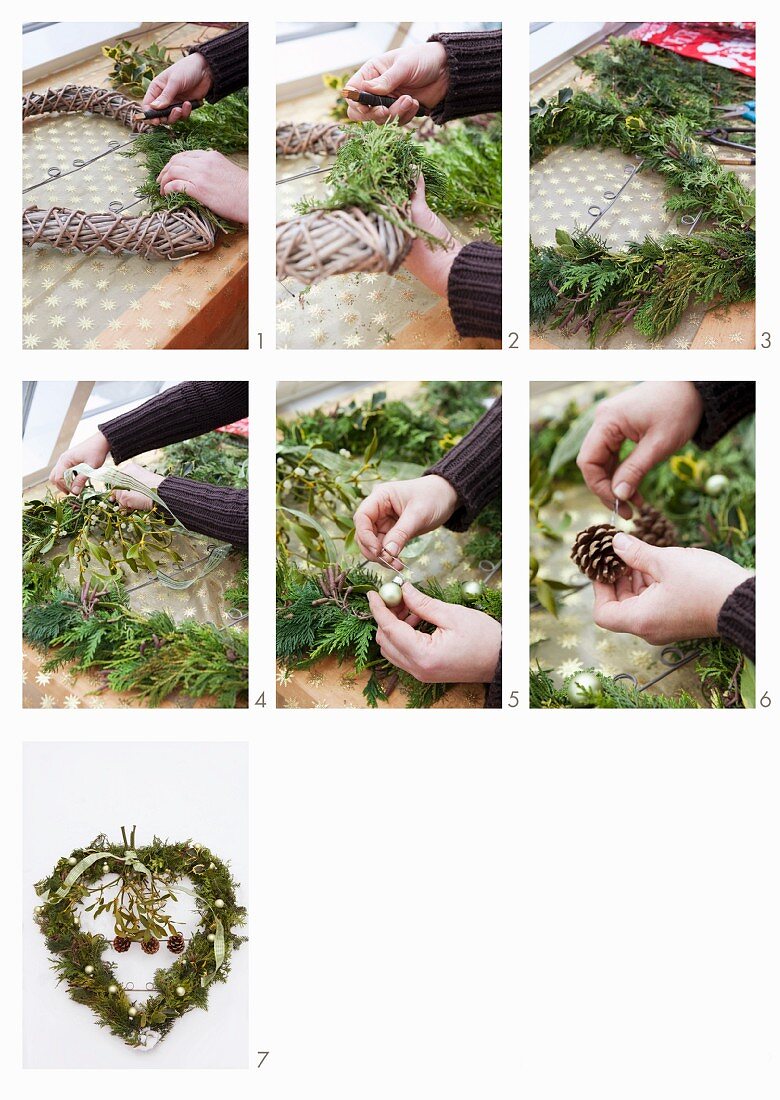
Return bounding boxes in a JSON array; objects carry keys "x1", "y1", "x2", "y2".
[{"x1": 24, "y1": 112, "x2": 248, "y2": 349}]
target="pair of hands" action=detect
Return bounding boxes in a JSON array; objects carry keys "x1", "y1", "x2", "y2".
[
  {"x1": 346, "y1": 43, "x2": 460, "y2": 297},
  {"x1": 141, "y1": 55, "x2": 248, "y2": 224},
  {"x1": 577, "y1": 382, "x2": 752, "y2": 644},
  {"x1": 49, "y1": 431, "x2": 161, "y2": 512},
  {"x1": 353, "y1": 474, "x2": 501, "y2": 685}
]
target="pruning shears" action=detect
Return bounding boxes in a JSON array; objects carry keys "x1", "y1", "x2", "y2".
[{"x1": 714, "y1": 99, "x2": 755, "y2": 123}]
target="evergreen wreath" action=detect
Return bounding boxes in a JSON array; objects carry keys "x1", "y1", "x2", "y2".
[
  {"x1": 530, "y1": 42, "x2": 755, "y2": 346},
  {"x1": 33, "y1": 827, "x2": 247, "y2": 1051}
]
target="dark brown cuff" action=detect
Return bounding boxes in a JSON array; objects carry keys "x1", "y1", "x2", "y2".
[
  {"x1": 190, "y1": 24, "x2": 248, "y2": 102},
  {"x1": 428, "y1": 30, "x2": 502, "y2": 123},
  {"x1": 693, "y1": 382, "x2": 755, "y2": 449},
  {"x1": 485, "y1": 648, "x2": 502, "y2": 708},
  {"x1": 447, "y1": 241, "x2": 502, "y2": 339},
  {"x1": 158, "y1": 477, "x2": 248, "y2": 548},
  {"x1": 425, "y1": 398, "x2": 501, "y2": 530},
  {"x1": 717, "y1": 576, "x2": 755, "y2": 662}
]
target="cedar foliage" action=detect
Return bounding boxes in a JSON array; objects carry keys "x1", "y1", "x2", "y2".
[
  {"x1": 298, "y1": 119, "x2": 502, "y2": 243},
  {"x1": 530, "y1": 665, "x2": 700, "y2": 709},
  {"x1": 277, "y1": 557, "x2": 502, "y2": 709},
  {"x1": 529, "y1": 37, "x2": 755, "y2": 343}
]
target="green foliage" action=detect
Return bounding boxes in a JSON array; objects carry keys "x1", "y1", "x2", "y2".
[
  {"x1": 529, "y1": 40, "x2": 755, "y2": 342},
  {"x1": 34, "y1": 831, "x2": 246, "y2": 1048},
  {"x1": 531, "y1": 227, "x2": 754, "y2": 345},
  {"x1": 297, "y1": 120, "x2": 448, "y2": 240},
  {"x1": 276, "y1": 556, "x2": 501, "y2": 708},
  {"x1": 421, "y1": 119, "x2": 502, "y2": 242},
  {"x1": 576, "y1": 38, "x2": 755, "y2": 131},
  {"x1": 153, "y1": 430, "x2": 248, "y2": 488},
  {"x1": 322, "y1": 71, "x2": 353, "y2": 120},
  {"x1": 103, "y1": 39, "x2": 175, "y2": 97},
  {"x1": 23, "y1": 488, "x2": 182, "y2": 588},
  {"x1": 126, "y1": 90, "x2": 249, "y2": 231},
  {"x1": 530, "y1": 665, "x2": 700, "y2": 709},
  {"x1": 224, "y1": 553, "x2": 249, "y2": 612},
  {"x1": 277, "y1": 382, "x2": 501, "y2": 569},
  {"x1": 24, "y1": 591, "x2": 248, "y2": 707}
]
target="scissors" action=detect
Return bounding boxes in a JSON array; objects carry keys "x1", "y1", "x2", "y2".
[{"x1": 714, "y1": 99, "x2": 755, "y2": 123}]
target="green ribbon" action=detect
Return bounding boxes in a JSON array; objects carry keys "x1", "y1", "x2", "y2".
[
  {"x1": 37, "y1": 848, "x2": 153, "y2": 904},
  {"x1": 165, "y1": 881, "x2": 226, "y2": 987}
]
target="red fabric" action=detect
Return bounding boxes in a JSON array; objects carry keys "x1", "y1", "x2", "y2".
[
  {"x1": 216, "y1": 417, "x2": 249, "y2": 438},
  {"x1": 629, "y1": 22, "x2": 756, "y2": 78}
]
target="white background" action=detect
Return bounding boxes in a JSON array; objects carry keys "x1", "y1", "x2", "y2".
[
  {"x1": 4, "y1": 3, "x2": 780, "y2": 1099},
  {"x1": 22, "y1": 742, "x2": 249, "y2": 1068}
]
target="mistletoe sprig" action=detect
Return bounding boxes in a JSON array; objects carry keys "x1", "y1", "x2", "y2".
[
  {"x1": 23, "y1": 487, "x2": 182, "y2": 595},
  {"x1": 277, "y1": 555, "x2": 502, "y2": 708},
  {"x1": 34, "y1": 829, "x2": 246, "y2": 1050}
]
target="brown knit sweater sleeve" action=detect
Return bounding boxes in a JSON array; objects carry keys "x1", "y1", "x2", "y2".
[
  {"x1": 424, "y1": 398, "x2": 501, "y2": 530},
  {"x1": 99, "y1": 381, "x2": 248, "y2": 463},
  {"x1": 158, "y1": 479, "x2": 248, "y2": 548},
  {"x1": 717, "y1": 577, "x2": 755, "y2": 662},
  {"x1": 190, "y1": 24, "x2": 248, "y2": 101},
  {"x1": 485, "y1": 649, "x2": 502, "y2": 708},
  {"x1": 693, "y1": 382, "x2": 755, "y2": 448},
  {"x1": 448, "y1": 241, "x2": 502, "y2": 339},
  {"x1": 427, "y1": 30, "x2": 502, "y2": 123}
]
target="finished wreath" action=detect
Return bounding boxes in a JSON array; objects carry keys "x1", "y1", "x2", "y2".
[{"x1": 33, "y1": 828, "x2": 247, "y2": 1050}]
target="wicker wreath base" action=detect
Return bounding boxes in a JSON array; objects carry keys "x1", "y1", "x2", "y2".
[
  {"x1": 23, "y1": 85, "x2": 217, "y2": 260},
  {"x1": 276, "y1": 121, "x2": 346, "y2": 158},
  {"x1": 24, "y1": 205, "x2": 216, "y2": 260},
  {"x1": 277, "y1": 206, "x2": 412, "y2": 285}
]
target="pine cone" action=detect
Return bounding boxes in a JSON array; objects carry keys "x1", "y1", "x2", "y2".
[
  {"x1": 141, "y1": 937, "x2": 160, "y2": 955},
  {"x1": 632, "y1": 503, "x2": 678, "y2": 547},
  {"x1": 571, "y1": 524, "x2": 628, "y2": 583},
  {"x1": 167, "y1": 933, "x2": 185, "y2": 954},
  {"x1": 113, "y1": 936, "x2": 132, "y2": 953}
]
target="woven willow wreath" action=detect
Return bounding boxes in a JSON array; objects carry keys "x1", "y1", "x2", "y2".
[
  {"x1": 33, "y1": 828, "x2": 246, "y2": 1050},
  {"x1": 23, "y1": 86, "x2": 216, "y2": 260},
  {"x1": 529, "y1": 90, "x2": 755, "y2": 344},
  {"x1": 276, "y1": 120, "x2": 411, "y2": 284}
]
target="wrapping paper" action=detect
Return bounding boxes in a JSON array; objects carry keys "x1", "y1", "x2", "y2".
[{"x1": 630, "y1": 22, "x2": 756, "y2": 78}]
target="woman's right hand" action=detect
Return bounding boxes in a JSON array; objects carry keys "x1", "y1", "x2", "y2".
[
  {"x1": 141, "y1": 54, "x2": 214, "y2": 125},
  {"x1": 345, "y1": 42, "x2": 449, "y2": 124},
  {"x1": 577, "y1": 382, "x2": 704, "y2": 518},
  {"x1": 49, "y1": 431, "x2": 111, "y2": 495},
  {"x1": 353, "y1": 475, "x2": 459, "y2": 570}
]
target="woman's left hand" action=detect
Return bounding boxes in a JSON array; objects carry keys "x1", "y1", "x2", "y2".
[
  {"x1": 403, "y1": 176, "x2": 461, "y2": 297},
  {"x1": 158, "y1": 151, "x2": 249, "y2": 223},
  {"x1": 111, "y1": 462, "x2": 164, "y2": 513}
]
